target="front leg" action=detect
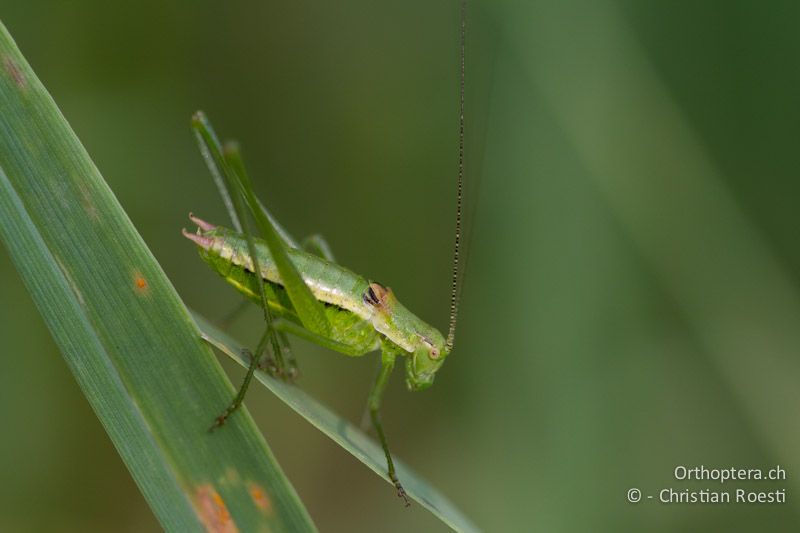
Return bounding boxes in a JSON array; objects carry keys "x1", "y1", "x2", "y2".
[{"x1": 367, "y1": 341, "x2": 410, "y2": 506}]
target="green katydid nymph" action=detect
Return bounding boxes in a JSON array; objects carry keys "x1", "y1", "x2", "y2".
[
  {"x1": 183, "y1": 218, "x2": 449, "y2": 390},
  {"x1": 183, "y1": 2, "x2": 467, "y2": 506}
]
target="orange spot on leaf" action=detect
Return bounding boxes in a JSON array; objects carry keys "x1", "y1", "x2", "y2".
[
  {"x1": 133, "y1": 271, "x2": 149, "y2": 294},
  {"x1": 195, "y1": 484, "x2": 238, "y2": 533},
  {"x1": 247, "y1": 482, "x2": 273, "y2": 514}
]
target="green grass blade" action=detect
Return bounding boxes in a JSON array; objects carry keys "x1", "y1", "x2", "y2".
[
  {"x1": 191, "y1": 113, "x2": 285, "y2": 366},
  {"x1": 0, "y1": 21, "x2": 315, "y2": 533},
  {"x1": 191, "y1": 111, "x2": 298, "y2": 247},
  {"x1": 222, "y1": 142, "x2": 332, "y2": 338},
  {"x1": 191, "y1": 111, "x2": 243, "y2": 233},
  {"x1": 195, "y1": 314, "x2": 481, "y2": 533}
]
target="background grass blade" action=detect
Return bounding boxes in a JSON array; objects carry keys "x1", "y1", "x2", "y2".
[
  {"x1": 195, "y1": 314, "x2": 481, "y2": 533},
  {"x1": 0, "y1": 21, "x2": 315, "y2": 532}
]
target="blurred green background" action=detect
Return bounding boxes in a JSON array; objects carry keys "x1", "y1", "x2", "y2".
[{"x1": 2, "y1": 0, "x2": 800, "y2": 531}]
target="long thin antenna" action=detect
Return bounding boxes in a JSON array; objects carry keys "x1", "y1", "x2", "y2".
[{"x1": 445, "y1": 0, "x2": 466, "y2": 352}]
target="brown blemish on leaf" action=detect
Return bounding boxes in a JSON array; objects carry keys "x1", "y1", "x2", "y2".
[
  {"x1": 247, "y1": 482, "x2": 273, "y2": 515},
  {"x1": 55, "y1": 256, "x2": 85, "y2": 306},
  {"x1": 3, "y1": 56, "x2": 25, "y2": 88},
  {"x1": 224, "y1": 468, "x2": 241, "y2": 486},
  {"x1": 78, "y1": 183, "x2": 99, "y2": 221},
  {"x1": 195, "y1": 484, "x2": 238, "y2": 533}
]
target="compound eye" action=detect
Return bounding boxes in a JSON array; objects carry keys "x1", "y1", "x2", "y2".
[{"x1": 417, "y1": 334, "x2": 440, "y2": 359}]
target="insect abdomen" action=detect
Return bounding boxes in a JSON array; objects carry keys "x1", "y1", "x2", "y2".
[
  {"x1": 202, "y1": 232, "x2": 381, "y2": 350},
  {"x1": 199, "y1": 227, "x2": 370, "y2": 319}
]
